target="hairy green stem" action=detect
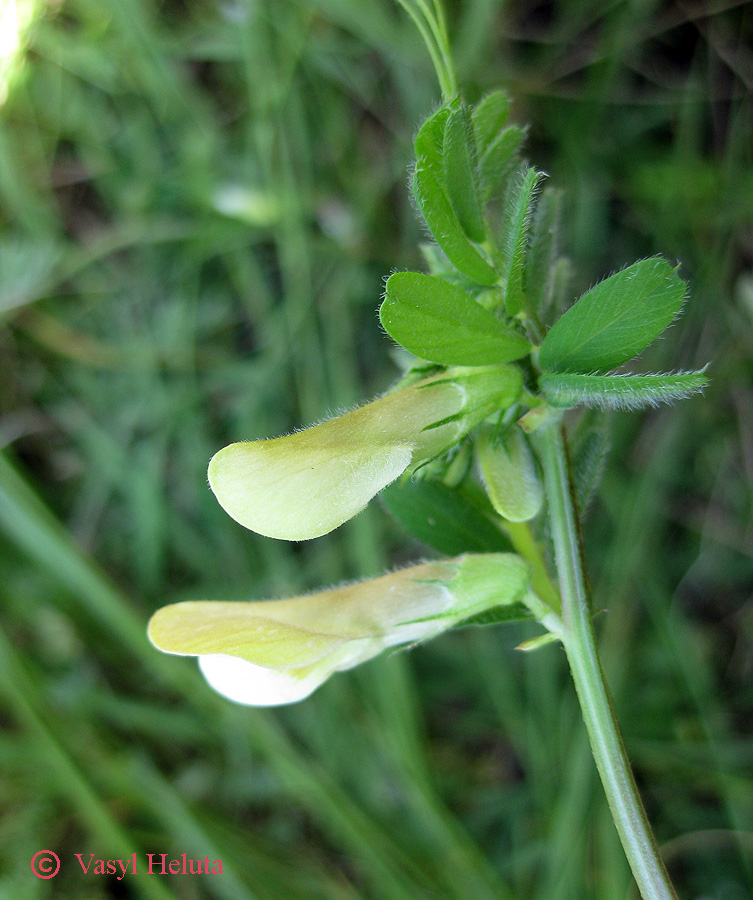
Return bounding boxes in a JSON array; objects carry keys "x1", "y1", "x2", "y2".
[{"x1": 535, "y1": 417, "x2": 678, "y2": 900}]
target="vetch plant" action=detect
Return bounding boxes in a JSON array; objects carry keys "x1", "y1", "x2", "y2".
[{"x1": 149, "y1": 4, "x2": 708, "y2": 898}]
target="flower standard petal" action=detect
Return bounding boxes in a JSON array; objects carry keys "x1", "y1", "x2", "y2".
[
  {"x1": 209, "y1": 438, "x2": 413, "y2": 542},
  {"x1": 208, "y1": 365, "x2": 522, "y2": 540}
]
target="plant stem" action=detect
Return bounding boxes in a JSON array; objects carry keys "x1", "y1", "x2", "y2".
[
  {"x1": 535, "y1": 417, "x2": 678, "y2": 900},
  {"x1": 395, "y1": 0, "x2": 457, "y2": 100},
  {"x1": 415, "y1": 0, "x2": 457, "y2": 97}
]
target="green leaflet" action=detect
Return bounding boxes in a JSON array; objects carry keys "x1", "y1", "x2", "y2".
[
  {"x1": 471, "y1": 90, "x2": 524, "y2": 205},
  {"x1": 539, "y1": 370, "x2": 708, "y2": 409},
  {"x1": 413, "y1": 106, "x2": 498, "y2": 286},
  {"x1": 419, "y1": 244, "x2": 507, "y2": 313},
  {"x1": 538, "y1": 258, "x2": 687, "y2": 373},
  {"x1": 477, "y1": 125, "x2": 526, "y2": 205},
  {"x1": 443, "y1": 102, "x2": 485, "y2": 243},
  {"x1": 472, "y1": 90, "x2": 511, "y2": 156},
  {"x1": 477, "y1": 425, "x2": 543, "y2": 522},
  {"x1": 499, "y1": 167, "x2": 545, "y2": 316},
  {"x1": 380, "y1": 477, "x2": 512, "y2": 556},
  {"x1": 547, "y1": 256, "x2": 573, "y2": 320},
  {"x1": 419, "y1": 243, "x2": 486, "y2": 293},
  {"x1": 526, "y1": 186, "x2": 563, "y2": 319},
  {"x1": 570, "y1": 413, "x2": 610, "y2": 517},
  {"x1": 381, "y1": 271, "x2": 530, "y2": 365}
]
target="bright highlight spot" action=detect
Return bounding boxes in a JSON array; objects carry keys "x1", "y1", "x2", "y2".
[{"x1": 0, "y1": 0, "x2": 43, "y2": 106}]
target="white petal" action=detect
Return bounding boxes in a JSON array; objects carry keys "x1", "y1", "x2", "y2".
[
  {"x1": 198, "y1": 635, "x2": 387, "y2": 706},
  {"x1": 199, "y1": 654, "x2": 329, "y2": 706}
]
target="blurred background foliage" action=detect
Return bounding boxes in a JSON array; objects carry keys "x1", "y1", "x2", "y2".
[{"x1": 0, "y1": 0, "x2": 751, "y2": 897}]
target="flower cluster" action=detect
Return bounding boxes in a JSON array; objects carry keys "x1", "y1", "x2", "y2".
[{"x1": 148, "y1": 366, "x2": 532, "y2": 705}]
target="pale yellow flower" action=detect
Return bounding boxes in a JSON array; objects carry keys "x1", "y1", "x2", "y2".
[
  {"x1": 208, "y1": 365, "x2": 522, "y2": 540},
  {"x1": 148, "y1": 554, "x2": 530, "y2": 705}
]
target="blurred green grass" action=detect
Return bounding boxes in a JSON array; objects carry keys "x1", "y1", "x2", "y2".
[{"x1": 0, "y1": 0, "x2": 751, "y2": 897}]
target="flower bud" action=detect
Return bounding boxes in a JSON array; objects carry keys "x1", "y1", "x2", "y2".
[
  {"x1": 477, "y1": 424, "x2": 543, "y2": 522},
  {"x1": 148, "y1": 553, "x2": 529, "y2": 706},
  {"x1": 209, "y1": 365, "x2": 522, "y2": 540}
]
